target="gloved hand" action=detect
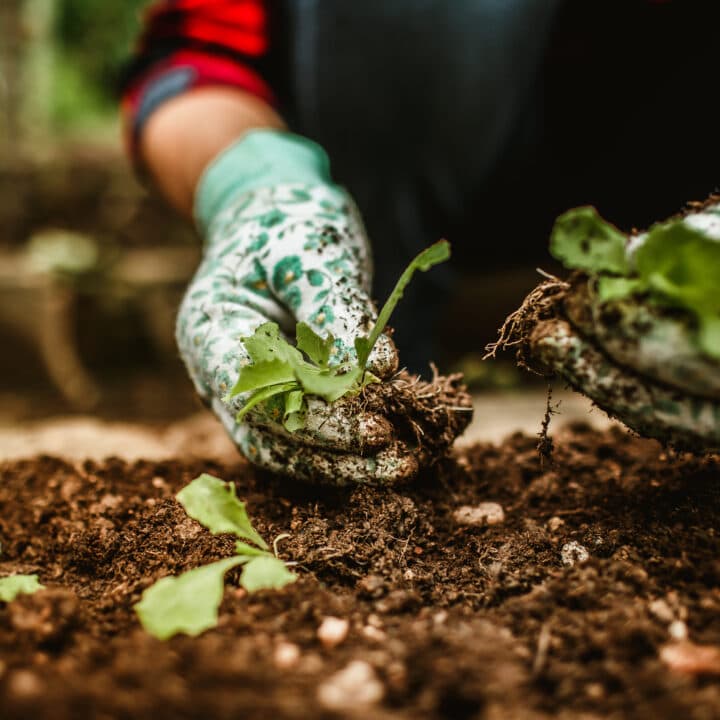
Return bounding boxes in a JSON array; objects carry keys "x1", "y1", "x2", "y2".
[
  {"x1": 176, "y1": 130, "x2": 417, "y2": 485},
  {"x1": 499, "y1": 202, "x2": 720, "y2": 453}
]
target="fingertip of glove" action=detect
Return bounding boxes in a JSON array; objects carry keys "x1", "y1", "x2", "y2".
[
  {"x1": 373, "y1": 445, "x2": 420, "y2": 485},
  {"x1": 368, "y1": 334, "x2": 399, "y2": 379},
  {"x1": 358, "y1": 413, "x2": 394, "y2": 450}
]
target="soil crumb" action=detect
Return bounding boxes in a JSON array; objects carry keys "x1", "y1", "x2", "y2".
[{"x1": 1, "y1": 427, "x2": 720, "y2": 719}]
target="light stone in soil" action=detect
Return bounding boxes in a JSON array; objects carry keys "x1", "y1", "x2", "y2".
[
  {"x1": 273, "y1": 642, "x2": 301, "y2": 670},
  {"x1": 453, "y1": 502, "x2": 505, "y2": 526},
  {"x1": 317, "y1": 660, "x2": 385, "y2": 710},
  {"x1": 561, "y1": 541, "x2": 589, "y2": 567},
  {"x1": 317, "y1": 616, "x2": 349, "y2": 649}
]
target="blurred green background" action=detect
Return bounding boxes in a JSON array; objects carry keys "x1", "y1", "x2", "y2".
[
  {"x1": 2, "y1": 0, "x2": 147, "y2": 148},
  {"x1": 0, "y1": 0, "x2": 208, "y2": 423}
]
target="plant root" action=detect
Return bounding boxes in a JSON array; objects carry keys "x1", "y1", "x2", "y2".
[{"x1": 357, "y1": 364, "x2": 473, "y2": 463}]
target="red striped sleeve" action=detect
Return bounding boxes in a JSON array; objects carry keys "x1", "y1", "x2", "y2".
[
  {"x1": 138, "y1": 0, "x2": 268, "y2": 56},
  {"x1": 121, "y1": 0, "x2": 274, "y2": 163}
]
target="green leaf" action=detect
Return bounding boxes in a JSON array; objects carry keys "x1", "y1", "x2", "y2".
[
  {"x1": 240, "y1": 555, "x2": 297, "y2": 593},
  {"x1": 283, "y1": 411, "x2": 307, "y2": 432},
  {"x1": 228, "y1": 359, "x2": 296, "y2": 398},
  {"x1": 550, "y1": 207, "x2": 629, "y2": 275},
  {"x1": 293, "y1": 364, "x2": 362, "y2": 403},
  {"x1": 236, "y1": 382, "x2": 301, "y2": 423},
  {"x1": 235, "y1": 541, "x2": 268, "y2": 557},
  {"x1": 699, "y1": 316, "x2": 720, "y2": 358},
  {"x1": 135, "y1": 556, "x2": 244, "y2": 640},
  {"x1": 354, "y1": 336, "x2": 372, "y2": 372},
  {"x1": 597, "y1": 276, "x2": 648, "y2": 303},
  {"x1": 241, "y1": 323, "x2": 303, "y2": 365},
  {"x1": 176, "y1": 474, "x2": 269, "y2": 550},
  {"x1": 357, "y1": 239, "x2": 451, "y2": 369},
  {"x1": 0, "y1": 575, "x2": 44, "y2": 602},
  {"x1": 296, "y1": 322, "x2": 334, "y2": 367},
  {"x1": 282, "y1": 389, "x2": 306, "y2": 432},
  {"x1": 284, "y1": 389, "x2": 304, "y2": 416},
  {"x1": 635, "y1": 219, "x2": 720, "y2": 358},
  {"x1": 638, "y1": 220, "x2": 720, "y2": 311}
]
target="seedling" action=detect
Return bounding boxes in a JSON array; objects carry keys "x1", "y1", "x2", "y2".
[
  {"x1": 0, "y1": 543, "x2": 44, "y2": 602},
  {"x1": 228, "y1": 239, "x2": 451, "y2": 430},
  {"x1": 0, "y1": 575, "x2": 44, "y2": 602},
  {"x1": 135, "y1": 474, "x2": 296, "y2": 640},
  {"x1": 551, "y1": 206, "x2": 720, "y2": 358}
]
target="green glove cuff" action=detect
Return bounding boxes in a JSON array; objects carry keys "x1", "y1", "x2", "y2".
[{"x1": 194, "y1": 129, "x2": 335, "y2": 234}]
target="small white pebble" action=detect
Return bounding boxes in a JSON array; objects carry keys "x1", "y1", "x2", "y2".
[
  {"x1": 669, "y1": 620, "x2": 689, "y2": 641},
  {"x1": 273, "y1": 642, "x2": 301, "y2": 670},
  {"x1": 547, "y1": 516, "x2": 565, "y2": 532},
  {"x1": 317, "y1": 616, "x2": 349, "y2": 649},
  {"x1": 151, "y1": 476, "x2": 166, "y2": 488},
  {"x1": 317, "y1": 660, "x2": 384, "y2": 710},
  {"x1": 366, "y1": 613, "x2": 383, "y2": 628},
  {"x1": 403, "y1": 569, "x2": 415, "y2": 581},
  {"x1": 433, "y1": 610, "x2": 448, "y2": 625},
  {"x1": 362, "y1": 625, "x2": 387, "y2": 643},
  {"x1": 561, "y1": 541, "x2": 589, "y2": 567},
  {"x1": 8, "y1": 670, "x2": 42, "y2": 699},
  {"x1": 453, "y1": 502, "x2": 505, "y2": 527},
  {"x1": 649, "y1": 599, "x2": 675, "y2": 624}
]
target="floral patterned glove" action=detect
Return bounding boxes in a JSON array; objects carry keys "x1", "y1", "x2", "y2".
[
  {"x1": 502, "y1": 202, "x2": 720, "y2": 453},
  {"x1": 176, "y1": 130, "x2": 414, "y2": 485}
]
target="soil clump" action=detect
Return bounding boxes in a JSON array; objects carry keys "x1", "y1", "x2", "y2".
[{"x1": 359, "y1": 366, "x2": 473, "y2": 458}]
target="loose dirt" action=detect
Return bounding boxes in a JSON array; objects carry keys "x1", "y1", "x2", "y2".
[{"x1": 1, "y1": 426, "x2": 720, "y2": 719}]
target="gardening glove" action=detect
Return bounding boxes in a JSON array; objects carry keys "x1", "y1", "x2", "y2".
[
  {"x1": 503, "y1": 203, "x2": 720, "y2": 453},
  {"x1": 176, "y1": 129, "x2": 417, "y2": 485}
]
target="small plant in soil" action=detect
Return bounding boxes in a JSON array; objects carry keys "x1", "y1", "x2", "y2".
[
  {"x1": 135, "y1": 474, "x2": 296, "y2": 640},
  {"x1": 0, "y1": 574, "x2": 44, "y2": 602},
  {"x1": 0, "y1": 543, "x2": 45, "y2": 602},
  {"x1": 551, "y1": 205, "x2": 720, "y2": 357},
  {"x1": 489, "y1": 201, "x2": 720, "y2": 453},
  {"x1": 228, "y1": 240, "x2": 451, "y2": 430}
]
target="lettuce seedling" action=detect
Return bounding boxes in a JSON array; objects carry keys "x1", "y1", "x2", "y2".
[
  {"x1": 0, "y1": 574, "x2": 44, "y2": 602},
  {"x1": 227, "y1": 239, "x2": 451, "y2": 430},
  {"x1": 135, "y1": 474, "x2": 296, "y2": 640},
  {"x1": 0, "y1": 543, "x2": 45, "y2": 602},
  {"x1": 551, "y1": 207, "x2": 720, "y2": 359}
]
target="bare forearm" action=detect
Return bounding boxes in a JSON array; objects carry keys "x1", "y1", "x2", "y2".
[{"x1": 139, "y1": 86, "x2": 285, "y2": 218}]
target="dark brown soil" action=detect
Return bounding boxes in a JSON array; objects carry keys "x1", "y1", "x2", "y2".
[{"x1": 2, "y1": 427, "x2": 720, "y2": 719}]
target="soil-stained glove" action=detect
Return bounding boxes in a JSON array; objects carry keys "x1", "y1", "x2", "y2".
[
  {"x1": 493, "y1": 202, "x2": 720, "y2": 453},
  {"x1": 176, "y1": 130, "x2": 412, "y2": 485}
]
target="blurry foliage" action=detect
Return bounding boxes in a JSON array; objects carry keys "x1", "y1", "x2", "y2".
[
  {"x1": 52, "y1": 0, "x2": 147, "y2": 128},
  {"x1": 453, "y1": 353, "x2": 525, "y2": 391}
]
